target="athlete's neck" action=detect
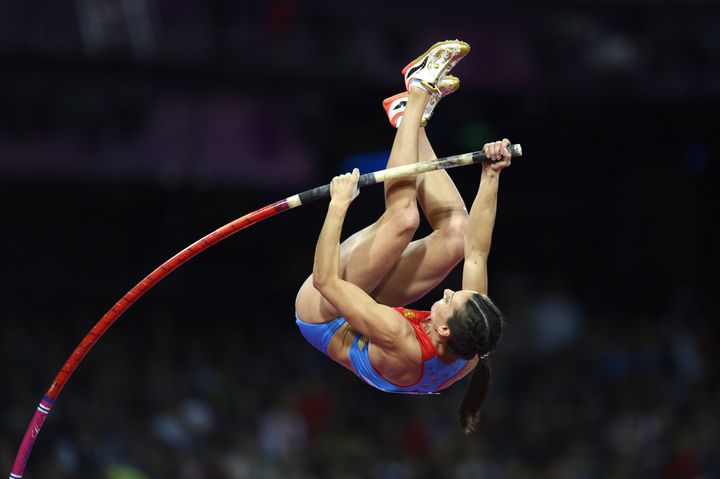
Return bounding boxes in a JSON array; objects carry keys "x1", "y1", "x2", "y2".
[{"x1": 422, "y1": 319, "x2": 457, "y2": 364}]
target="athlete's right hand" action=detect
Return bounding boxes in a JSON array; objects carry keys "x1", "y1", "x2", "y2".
[
  {"x1": 329, "y1": 168, "x2": 360, "y2": 208},
  {"x1": 483, "y1": 138, "x2": 512, "y2": 172}
]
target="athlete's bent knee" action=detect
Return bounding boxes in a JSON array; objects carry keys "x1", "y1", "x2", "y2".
[
  {"x1": 387, "y1": 205, "x2": 421, "y2": 236},
  {"x1": 442, "y1": 216, "x2": 469, "y2": 259}
]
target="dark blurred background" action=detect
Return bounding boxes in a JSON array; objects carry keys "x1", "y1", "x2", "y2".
[{"x1": 1, "y1": 1, "x2": 718, "y2": 478}]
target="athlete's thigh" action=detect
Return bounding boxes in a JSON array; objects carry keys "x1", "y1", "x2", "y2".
[
  {"x1": 371, "y1": 230, "x2": 463, "y2": 307},
  {"x1": 295, "y1": 215, "x2": 414, "y2": 322},
  {"x1": 337, "y1": 221, "x2": 398, "y2": 289}
]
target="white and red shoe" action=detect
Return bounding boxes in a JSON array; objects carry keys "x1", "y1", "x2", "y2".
[
  {"x1": 382, "y1": 75, "x2": 460, "y2": 128},
  {"x1": 402, "y1": 40, "x2": 470, "y2": 93},
  {"x1": 383, "y1": 93, "x2": 408, "y2": 129}
]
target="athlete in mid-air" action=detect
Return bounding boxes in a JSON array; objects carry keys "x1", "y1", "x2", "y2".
[{"x1": 295, "y1": 40, "x2": 512, "y2": 433}]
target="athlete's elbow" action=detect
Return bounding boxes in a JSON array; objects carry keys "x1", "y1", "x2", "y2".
[
  {"x1": 465, "y1": 238, "x2": 491, "y2": 256},
  {"x1": 312, "y1": 273, "x2": 336, "y2": 292},
  {"x1": 464, "y1": 245, "x2": 490, "y2": 263},
  {"x1": 312, "y1": 274, "x2": 327, "y2": 291}
]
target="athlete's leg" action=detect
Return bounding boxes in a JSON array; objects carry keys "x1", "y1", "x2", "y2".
[
  {"x1": 295, "y1": 87, "x2": 431, "y2": 322},
  {"x1": 336, "y1": 86, "x2": 432, "y2": 288},
  {"x1": 372, "y1": 128, "x2": 470, "y2": 307},
  {"x1": 416, "y1": 127, "x2": 469, "y2": 234}
]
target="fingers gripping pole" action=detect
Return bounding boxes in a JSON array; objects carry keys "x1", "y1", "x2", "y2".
[{"x1": 9, "y1": 145, "x2": 522, "y2": 479}]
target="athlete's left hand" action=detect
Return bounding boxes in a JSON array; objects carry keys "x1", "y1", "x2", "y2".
[{"x1": 329, "y1": 168, "x2": 360, "y2": 208}]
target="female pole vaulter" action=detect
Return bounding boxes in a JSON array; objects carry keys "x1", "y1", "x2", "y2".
[{"x1": 295, "y1": 40, "x2": 511, "y2": 434}]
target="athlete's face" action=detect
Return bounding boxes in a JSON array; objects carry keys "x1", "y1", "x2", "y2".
[{"x1": 430, "y1": 289, "x2": 475, "y2": 335}]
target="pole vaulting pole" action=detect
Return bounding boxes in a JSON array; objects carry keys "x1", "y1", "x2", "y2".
[{"x1": 9, "y1": 145, "x2": 521, "y2": 479}]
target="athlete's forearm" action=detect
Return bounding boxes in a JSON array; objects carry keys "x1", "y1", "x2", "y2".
[
  {"x1": 466, "y1": 165, "x2": 500, "y2": 259},
  {"x1": 312, "y1": 201, "x2": 349, "y2": 290}
]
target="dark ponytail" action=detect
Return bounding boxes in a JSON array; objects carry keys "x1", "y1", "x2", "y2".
[
  {"x1": 458, "y1": 356, "x2": 491, "y2": 434},
  {"x1": 446, "y1": 293, "x2": 504, "y2": 434}
]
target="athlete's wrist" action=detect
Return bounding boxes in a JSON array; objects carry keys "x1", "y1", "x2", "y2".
[
  {"x1": 481, "y1": 164, "x2": 500, "y2": 181},
  {"x1": 329, "y1": 199, "x2": 351, "y2": 211}
]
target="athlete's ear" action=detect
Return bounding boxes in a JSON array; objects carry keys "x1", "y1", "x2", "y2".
[{"x1": 436, "y1": 325, "x2": 451, "y2": 338}]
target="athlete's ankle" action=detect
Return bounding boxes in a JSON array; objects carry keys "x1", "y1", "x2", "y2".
[{"x1": 408, "y1": 81, "x2": 433, "y2": 100}]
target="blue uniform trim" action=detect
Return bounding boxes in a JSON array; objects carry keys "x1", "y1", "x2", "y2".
[
  {"x1": 295, "y1": 313, "x2": 346, "y2": 355},
  {"x1": 348, "y1": 334, "x2": 405, "y2": 393}
]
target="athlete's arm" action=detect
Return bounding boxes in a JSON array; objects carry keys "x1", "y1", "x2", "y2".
[
  {"x1": 312, "y1": 170, "x2": 411, "y2": 349},
  {"x1": 462, "y1": 139, "x2": 512, "y2": 294}
]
